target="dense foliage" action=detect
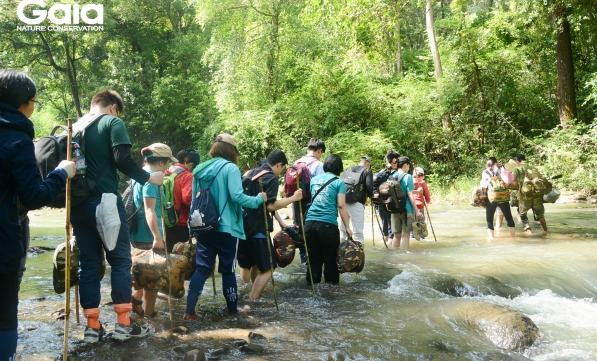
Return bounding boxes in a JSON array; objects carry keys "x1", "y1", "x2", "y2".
[{"x1": 1, "y1": 0, "x2": 596, "y2": 194}]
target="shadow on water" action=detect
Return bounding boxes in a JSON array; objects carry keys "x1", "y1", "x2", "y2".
[{"x1": 16, "y1": 203, "x2": 597, "y2": 360}]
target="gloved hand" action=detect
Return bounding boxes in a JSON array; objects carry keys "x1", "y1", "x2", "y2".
[{"x1": 56, "y1": 160, "x2": 76, "y2": 179}]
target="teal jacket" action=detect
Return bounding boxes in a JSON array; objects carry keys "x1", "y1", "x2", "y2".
[{"x1": 192, "y1": 157, "x2": 263, "y2": 240}]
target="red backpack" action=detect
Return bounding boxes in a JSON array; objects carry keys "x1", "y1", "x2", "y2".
[{"x1": 284, "y1": 158, "x2": 317, "y2": 198}]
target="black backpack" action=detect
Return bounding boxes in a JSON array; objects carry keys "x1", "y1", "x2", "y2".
[
  {"x1": 188, "y1": 162, "x2": 229, "y2": 233},
  {"x1": 372, "y1": 168, "x2": 395, "y2": 205},
  {"x1": 241, "y1": 168, "x2": 272, "y2": 238},
  {"x1": 378, "y1": 173, "x2": 407, "y2": 214},
  {"x1": 341, "y1": 167, "x2": 367, "y2": 204},
  {"x1": 34, "y1": 114, "x2": 107, "y2": 208}
]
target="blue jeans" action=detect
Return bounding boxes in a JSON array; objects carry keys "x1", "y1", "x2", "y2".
[
  {"x1": 186, "y1": 232, "x2": 239, "y2": 315},
  {"x1": 71, "y1": 201, "x2": 132, "y2": 309}
]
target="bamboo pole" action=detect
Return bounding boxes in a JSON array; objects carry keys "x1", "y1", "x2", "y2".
[
  {"x1": 158, "y1": 187, "x2": 174, "y2": 329},
  {"x1": 63, "y1": 118, "x2": 72, "y2": 361},
  {"x1": 258, "y1": 178, "x2": 278, "y2": 311}
]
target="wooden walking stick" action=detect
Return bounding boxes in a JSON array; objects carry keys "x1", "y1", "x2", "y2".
[
  {"x1": 63, "y1": 118, "x2": 73, "y2": 361},
  {"x1": 75, "y1": 284, "x2": 80, "y2": 324},
  {"x1": 371, "y1": 201, "x2": 375, "y2": 247},
  {"x1": 158, "y1": 188, "x2": 174, "y2": 329},
  {"x1": 423, "y1": 199, "x2": 437, "y2": 242},
  {"x1": 258, "y1": 178, "x2": 279, "y2": 311},
  {"x1": 297, "y1": 179, "x2": 316, "y2": 297}
]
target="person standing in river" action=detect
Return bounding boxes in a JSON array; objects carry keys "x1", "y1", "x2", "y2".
[
  {"x1": 481, "y1": 157, "x2": 516, "y2": 239},
  {"x1": 390, "y1": 156, "x2": 423, "y2": 249},
  {"x1": 510, "y1": 154, "x2": 548, "y2": 235},
  {"x1": 69, "y1": 90, "x2": 165, "y2": 344},
  {"x1": 0, "y1": 69, "x2": 76, "y2": 360},
  {"x1": 481, "y1": 157, "x2": 505, "y2": 228},
  {"x1": 372, "y1": 150, "x2": 399, "y2": 246}
]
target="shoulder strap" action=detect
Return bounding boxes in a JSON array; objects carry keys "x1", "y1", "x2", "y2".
[
  {"x1": 251, "y1": 169, "x2": 271, "y2": 181},
  {"x1": 295, "y1": 157, "x2": 317, "y2": 166},
  {"x1": 311, "y1": 176, "x2": 337, "y2": 202}
]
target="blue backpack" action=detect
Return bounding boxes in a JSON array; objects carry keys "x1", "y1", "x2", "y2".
[{"x1": 188, "y1": 163, "x2": 229, "y2": 233}]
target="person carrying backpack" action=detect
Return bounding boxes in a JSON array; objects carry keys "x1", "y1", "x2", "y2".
[
  {"x1": 481, "y1": 158, "x2": 516, "y2": 240},
  {"x1": 287, "y1": 138, "x2": 326, "y2": 264},
  {"x1": 69, "y1": 90, "x2": 164, "y2": 344},
  {"x1": 238, "y1": 150, "x2": 302, "y2": 301},
  {"x1": 390, "y1": 156, "x2": 423, "y2": 249},
  {"x1": 0, "y1": 69, "x2": 76, "y2": 360},
  {"x1": 509, "y1": 154, "x2": 548, "y2": 235},
  {"x1": 372, "y1": 150, "x2": 399, "y2": 246},
  {"x1": 163, "y1": 149, "x2": 198, "y2": 248},
  {"x1": 339, "y1": 156, "x2": 373, "y2": 244},
  {"x1": 184, "y1": 134, "x2": 266, "y2": 321},
  {"x1": 304, "y1": 155, "x2": 353, "y2": 284}
]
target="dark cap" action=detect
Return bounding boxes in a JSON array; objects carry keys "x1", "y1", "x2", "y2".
[
  {"x1": 398, "y1": 156, "x2": 411, "y2": 164},
  {"x1": 359, "y1": 156, "x2": 371, "y2": 164}
]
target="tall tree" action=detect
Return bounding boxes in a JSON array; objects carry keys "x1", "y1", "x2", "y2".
[
  {"x1": 552, "y1": 0, "x2": 577, "y2": 127},
  {"x1": 426, "y1": 0, "x2": 442, "y2": 79}
]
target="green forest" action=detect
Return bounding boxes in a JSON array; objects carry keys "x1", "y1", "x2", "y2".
[{"x1": 2, "y1": 0, "x2": 596, "y2": 196}]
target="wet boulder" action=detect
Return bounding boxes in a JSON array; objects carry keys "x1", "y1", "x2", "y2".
[
  {"x1": 184, "y1": 349, "x2": 206, "y2": 361},
  {"x1": 456, "y1": 302, "x2": 539, "y2": 353},
  {"x1": 429, "y1": 275, "x2": 479, "y2": 297},
  {"x1": 474, "y1": 276, "x2": 522, "y2": 299}
]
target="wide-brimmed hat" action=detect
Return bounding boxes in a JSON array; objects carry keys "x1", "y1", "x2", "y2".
[
  {"x1": 215, "y1": 133, "x2": 238, "y2": 148},
  {"x1": 143, "y1": 143, "x2": 178, "y2": 163},
  {"x1": 504, "y1": 159, "x2": 517, "y2": 173}
]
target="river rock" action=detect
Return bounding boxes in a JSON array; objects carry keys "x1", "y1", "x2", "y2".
[
  {"x1": 184, "y1": 349, "x2": 206, "y2": 361},
  {"x1": 248, "y1": 331, "x2": 265, "y2": 340},
  {"x1": 475, "y1": 276, "x2": 522, "y2": 299},
  {"x1": 429, "y1": 275, "x2": 478, "y2": 297},
  {"x1": 456, "y1": 302, "x2": 539, "y2": 353},
  {"x1": 240, "y1": 344, "x2": 264, "y2": 353},
  {"x1": 172, "y1": 325, "x2": 189, "y2": 334},
  {"x1": 233, "y1": 339, "x2": 248, "y2": 346},
  {"x1": 174, "y1": 344, "x2": 189, "y2": 354}
]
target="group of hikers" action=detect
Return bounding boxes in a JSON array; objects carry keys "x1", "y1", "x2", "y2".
[{"x1": 0, "y1": 68, "x2": 554, "y2": 359}]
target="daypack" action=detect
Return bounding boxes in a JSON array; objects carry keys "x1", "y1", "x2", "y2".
[
  {"x1": 34, "y1": 114, "x2": 107, "y2": 208},
  {"x1": 372, "y1": 168, "x2": 395, "y2": 204},
  {"x1": 284, "y1": 158, "x2": 317, "y2": 198},
  {"x1": 122, "y1": 182, "x2": 141, "y2": 234},
  {"x1": 163, "y1": 168, "x2": 187, "y2": 228},
  {"x1": 487, "y1": 171, "x2": 511, "y2": 204},
  {"x1": 378, "y1": 173, "x2": 407, "y2": 214},
  {"x1": 188, "y1": 162, "x2": 229, "y2": 233},
  {"x1": 337, "y1": 236, "x2": 365, "y2": 273},
  {"x1": 341, "y1": 167, "x2": 367, "y2": 204},
  {"x1": 241, "y1": 168, "x2": 272, "y2": 238},
  {"x1": 519, "y1": 165, "x2": 553, "y2": 197}
]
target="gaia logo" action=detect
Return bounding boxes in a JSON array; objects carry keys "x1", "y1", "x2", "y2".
[{"x1": 17, "y1": 0, "x2": 103, "y2": 25}]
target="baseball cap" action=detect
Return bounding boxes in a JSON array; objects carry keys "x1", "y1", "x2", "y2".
[
  {"x1": 215, "y1": 133, "x2": 238, "y2": 148},
  {"x1": 360, "y1": 156, "x2": 371, "y2": 164},
  {"x1": 414, "y1": 167, "x2": 424, "y2": 175},
  {"x1": 143, "y1": 143, "x2": 178, "y2": 163}
]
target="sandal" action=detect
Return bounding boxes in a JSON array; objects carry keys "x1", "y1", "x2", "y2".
[{"x1": 131, "y1": 297, "x2": 144, "y2": 316}]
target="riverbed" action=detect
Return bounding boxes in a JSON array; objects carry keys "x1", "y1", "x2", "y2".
[{"x1": 16, "y1": 202, "x2": 597, "y2": 360}]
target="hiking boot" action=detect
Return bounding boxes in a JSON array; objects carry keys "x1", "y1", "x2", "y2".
[
  {"x1": 112, "y1": 321, "x2": 150, "y2": 341},
  {"x1": 412, "y1": 221, "x2": 421, "y2": 241},
  {"x1": 83, "y1": 324, "x2": 105, "y2": 344},
  {"x1": 421, "y1": 222, "x2": 428, "y2": 238},
  {"x1": 183, "y1": 313, "x2": 201, "y2": 322}
]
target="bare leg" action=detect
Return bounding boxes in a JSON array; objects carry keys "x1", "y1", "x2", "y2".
[
  {"x1": 539, "y1": 218, "x2": 548, "y2": 234},
  {"x1": 400, "y1": 232, "x2": 410, "y2": 249},
  {"x1": 144, "y1": 289, "x2": 158, "y2": 316},
  {"x1": 250, "y1": 266, "x2": 259, "y2": 283},
  {"x1": 487, "y1": 228, "x2": 494, "y2": 240},
  {"x1": 390, "y1": 237, "x2": 400, "y2": 248},
  {"x1": 240, "y1": 267, "x2": 251, "y2": 284},
  {"x1": 132, "y1": 289, "x2": 144, "y2": 314},
  {"x1": 497, "y1": 215, "x2": 504, "y2": 228},
  {"x1": 509, "y1": 227, "x2": 515, "y2": 237},
  {"x1": 249, "y1": 270, "x2": 272, "y2": 301}
]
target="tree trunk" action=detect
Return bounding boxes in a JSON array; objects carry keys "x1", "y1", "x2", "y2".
[
  {"x1": 552, "y1": 2, "x2": 577, "y2": 127},
  {"x1": 63, "y1": 41, "x2": 82, "y2": 118},
  {"x1": 426, "y1": 0, "x2": 442, "y2": 79},
  {"x1": 394, "y1": 18, "x2": 403, "y2": 78}
]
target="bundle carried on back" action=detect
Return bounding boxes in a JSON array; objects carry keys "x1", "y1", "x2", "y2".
[
  {"x1": 131, "y1": 241, "x2": 194, "y2": 298},
  {"x1": 487, "y1": 173, "x2": 510, "y2": 204},
  {"x1": 337, "y1": 236, "x2": 365, "y2": 273},
  {"x1": 519, "y1": 166, "x2": 552, "y2": 197},
  {"x1": 470, "y1": 186, "x2": 488, "y2": 208}
]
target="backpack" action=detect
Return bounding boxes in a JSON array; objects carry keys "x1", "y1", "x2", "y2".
[
  {"x1": 487, "y1": 170, "x2": 510, "y2": 204},
  {"x1": 284, "y1": 158, "x2": 317, "y2": 198},
  {"x1": 241, "y1": 168, "x2": 272, "y2": 238},
  {"x1": 163, "y1": 168, "x2": 187, "y2": 228},
  {"x1": 34, "y1": 114, "x2": 107, "y2": 208},
  {"x1": 122, "y1": 181, "x2": 141, "y2": 234},
  {"x1": 372, "y1": 168, "x2": 395, "y2": 205},
  {"x1": 337, "y1": 237, "x2": 365, "y2": 273},
  {"x1": 341, "y1": 167, "x2": 367, "y2": 204},
  {"x1": 378, "y1": 173, "x2": 407, "y2": 214},
  {"x1": 188, "y1": 162, "x2": 229, "y2": 233},
  {"x1": 519, "y1": 165, "x2": 553, "y2": 197}
]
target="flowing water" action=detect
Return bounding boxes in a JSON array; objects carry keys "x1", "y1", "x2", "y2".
[{"x1": 16, "y1": 203, "x2": 597, "y2": 360}]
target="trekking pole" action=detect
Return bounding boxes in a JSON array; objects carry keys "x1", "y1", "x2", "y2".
[
  {"x1": 297, "y1": 180, "x2": 316, "y2": 297},
  {"x1": 75, "y1": 284, "x2": 80, "y2": 324},
  {"x1": 371, "y1": 201, "x2": 375, "y2": 247},
  {"x1": 158, "y1": 188, "x2": 174, "y2": 329},
  {"x1": 258, "y1": 178, "x2": 279, "y2": 311},
  {"x1": 423, "y1": 199, "x2": 437, "y2": 242},
  {"x1": 212, "y1": 264, "x2": 217, "y2": 296},
  {"x1": 63, "y1": 118, "x2": 72, "y2": 361},
  {"x1": 373, "y1": 205, "x2": 388, "y2": 249}
]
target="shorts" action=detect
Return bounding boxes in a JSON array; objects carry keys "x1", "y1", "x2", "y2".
[
  {"x1": 131, "y1": 241, "x2": 152, "y2": 250},
  {"x1": 237, "y1": 234, "x2": 277, "y2": 272},
  {"x1": 391, "y1": 212, "x2": 415, "y2": 235}
]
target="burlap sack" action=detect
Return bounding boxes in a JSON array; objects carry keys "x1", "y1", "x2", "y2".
[{"x1": 131, "y1": 247, "x2": 190, "y2": 298}]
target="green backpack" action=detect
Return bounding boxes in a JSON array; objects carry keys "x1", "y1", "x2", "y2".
[{"x1": 163, "y1": 172, "x2": 179, "y2": 228}]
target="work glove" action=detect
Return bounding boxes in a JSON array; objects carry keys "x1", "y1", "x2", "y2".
[{"x1": 56, "y1": 160, "x2": 76, "y2": 179}]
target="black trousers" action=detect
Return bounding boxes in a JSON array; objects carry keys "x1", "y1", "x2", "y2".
[
  {"x1": 0, "y1": 272, "x2": 19, "y2": 331},
  {"x1": 486, "y1": 202, "x2": 515, "y2": 230},
  {"x1": 304, "y1": 220, "x2": 340, "y2": 284}
]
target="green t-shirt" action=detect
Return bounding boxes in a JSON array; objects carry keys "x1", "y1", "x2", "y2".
[
  {"x1": 83, "y1": 114, "x2": 132, "y2": 203},
  {"x1": 130, "y1": 173, "x2": 164, "y2": 243}
]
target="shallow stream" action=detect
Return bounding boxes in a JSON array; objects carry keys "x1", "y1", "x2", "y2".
[{"x1": 16, "y1": 202, "x2": 597, "y2": 360}]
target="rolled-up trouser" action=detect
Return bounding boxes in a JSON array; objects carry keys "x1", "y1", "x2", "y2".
[
  {"x1": 485, "y1": 202, "x2": 515, "y2": 230},
  {"x1": 71, "y1": 201, "x2": 132, "y2": 309},
  {"x1": 340, "y1": 202, "x2": 365, "y2": 243},
  {"x1": 519, "y1": 196, "x2": 545, "y2": 230}
]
